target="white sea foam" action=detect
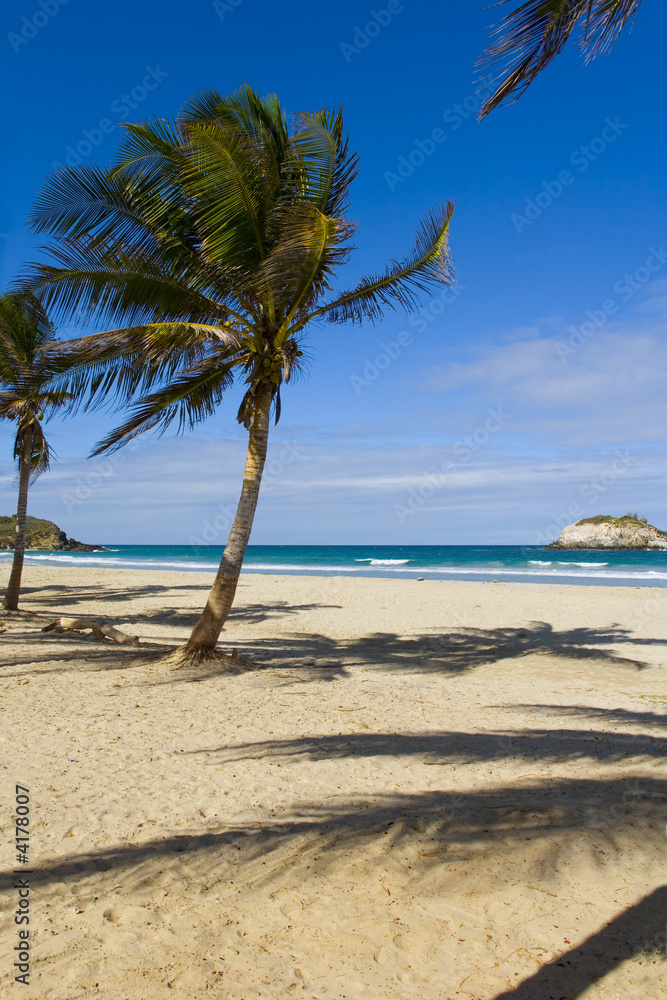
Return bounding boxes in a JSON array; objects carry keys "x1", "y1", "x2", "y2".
[
  {"x1": 404, "y1": 565, "x2": 667, "y2": 581},
  {"x1": 2, "y1": 552, "x2": 663, "y2": 583},
  {"x1": 561, "y1": 561, "x2": 609, "y2": 567},
  {"x1": 354, "y1": 558, "x2": 410, "y2": 564},
  {"x1": 4, "y1": 554, "x2": 219, "y2": 572},
  {"x1": 369, "y1": 558, "x2": 410, "y2": 565},
  {"x1": 529, "y1": 559, "x2": 609, "y2": 568}
]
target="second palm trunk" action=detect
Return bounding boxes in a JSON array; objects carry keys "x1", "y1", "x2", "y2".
[{"x1": 3, "y1": 426, "x2": 34, "y2": 611}]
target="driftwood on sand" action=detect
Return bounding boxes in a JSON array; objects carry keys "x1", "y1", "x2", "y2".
[{"x1": 41, "y1": 617, "x2": 140, "y2": 646}]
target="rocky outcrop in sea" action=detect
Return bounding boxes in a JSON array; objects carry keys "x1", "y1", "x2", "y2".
[
  {"x1": 0, "y1": 515, "x2": 108, "y2": 552},
  {"x1": 546, "y1": 515, "x2": 667, "y2": 550}
]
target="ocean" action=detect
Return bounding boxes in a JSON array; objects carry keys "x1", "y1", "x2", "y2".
[{"x1": 3, "y1": 544, "x2": 667, "y2": 587}]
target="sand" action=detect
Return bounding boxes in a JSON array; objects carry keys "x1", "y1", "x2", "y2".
[{"x1": 0, "y1": 565, "x2": 666, "y2": 999}]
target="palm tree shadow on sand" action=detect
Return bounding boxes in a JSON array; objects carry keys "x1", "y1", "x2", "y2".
[
  {"x1": 0, "y1": 777, "x2": 664, "y2": 1000},
  {"x1": 490, "y1": 885, "x2": 667, "y2": 999},
  {"x1": 2, "y1": 618, "x2": 665, "y2": 685},
  {"x1": 3, "y1": 775, "x2": 663, "y2": 891},
  {"x1": 144, "y1": 619, "x2": 665, "y2": 684}
]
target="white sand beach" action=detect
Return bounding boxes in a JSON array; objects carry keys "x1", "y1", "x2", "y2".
[{"x1": 1, "y1": 567, "x2": 666, "y2": 999}]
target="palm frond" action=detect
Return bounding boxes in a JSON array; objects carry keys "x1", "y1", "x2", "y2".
[
  {"x1": 112, "y1": 116, "x2": 185, "y2": 172},
  {"x1": 22, "y1": 245, "x2": 227, "y2": 329},
  {"x1": 477, "y1": 0, "x2": 641, "y2": 118},
  {"x1": 313, "y1": 202, "x2": 454, "y2": 325},
  {"x1": 0, "y1": 293, "x2": 54, "y2": 371},
  {"x1": 29, "y1": 165, "x2": 165, "y2": 253},
  {"x1": 292, "y1": 109, "x2": 359, "y2": 217},
  {"x1": 182, "y1": 121, "x2": 275, "y2": 272},
  {"x1": 51, "y1": 322, "x2": 243, "y2": 412},
  {"x1": 0, "y1": 392, "x2": 21, "y2": 419},
  {"x1": 181, "y1": 85, "x2": 290, "y2": 167},
  {"x1": 13, "y1": 415, "x2": 51, "y2": 480},
  {"x1": 579, "y1": 0, "x2": 641, "y2": 60},
  {"x1": 91, "y1": 353, "x2": 239, "y2": 454},
  {"x1": 28, "y1": 419, "x2": 51, "y2": 479},
  {"x1": 256, "y1": 205, "x2": 352, "y2": 330},
  {"x1": 37, "y1": 389, "x2": 76, "y2": 413}
]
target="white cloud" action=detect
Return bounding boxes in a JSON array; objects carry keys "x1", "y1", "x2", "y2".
[{"x1": 420, "y1": 306, "x2": 667, "y2": 448}]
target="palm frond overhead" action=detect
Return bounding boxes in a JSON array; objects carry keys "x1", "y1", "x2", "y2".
[
  {"x1": 25, "y1": 256, "x2": 225, "y2": 330},
  {"x1": 477, "y1": 0, "x2": 642, "y2": 118}
]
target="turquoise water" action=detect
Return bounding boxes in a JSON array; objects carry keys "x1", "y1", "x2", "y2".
[{"x1": 3, "y1": 544, "x2": 667, "y2": 587}]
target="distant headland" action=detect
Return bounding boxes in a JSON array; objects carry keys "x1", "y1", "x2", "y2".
[
  {"x1": 546, "y1": 514, "x2": 667, "y2": 550},
  {"x1": 0, "y1": 516, "x2": 108, "y2": 552}
]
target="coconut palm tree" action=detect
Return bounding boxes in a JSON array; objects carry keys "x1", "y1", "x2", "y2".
[
  {"x1": 0, "y1": 293, "x2": 76, "y2": 610},
  {"x1": 477, "y1": 0, "x2": 642, "y2": 118},
  {"x1": 25, "y1": 85, "x2": 455, "y2": 667}
]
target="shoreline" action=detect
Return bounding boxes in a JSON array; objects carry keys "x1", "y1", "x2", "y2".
[{"x1": 3, "y1": 556, "x2": 667, "y2": 588}]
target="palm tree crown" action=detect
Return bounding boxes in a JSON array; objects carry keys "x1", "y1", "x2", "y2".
[
  {"x1": 0, "y1": 292, "x2": 74, "y2": 476},
  {"x1": 27, "y1": 85, "x2": 454, "y2": 450},
  {"x1": 477, "y1": 0, "x2": 642, "y2": 118}
]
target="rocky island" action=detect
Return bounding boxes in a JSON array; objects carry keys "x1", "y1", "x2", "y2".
[
  {"x1": 0, "y1": 515, "x2": 108, "y2": 552},
  {"x1": 546, "y1": 514, "x2": 667, "y2": 550}
]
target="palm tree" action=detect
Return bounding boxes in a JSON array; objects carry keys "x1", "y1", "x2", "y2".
[
  {"x1": 477, "y1": 0, "x2": 642, "y2": 118},
  {"x1": 0, "y1": 293, "x2": 76, "y2": 610},
  {"x1": 25, "y1": 85, "x2": 455, "y2": 667}
]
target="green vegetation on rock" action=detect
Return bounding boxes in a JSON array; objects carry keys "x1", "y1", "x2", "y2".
[{"x1": 576, "y1": 513, "x2": 649, "y2": 528}]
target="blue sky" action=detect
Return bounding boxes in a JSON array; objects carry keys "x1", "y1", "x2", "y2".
[{"x1": 1, "y1": 0, "x2": 666, "y2": 545}]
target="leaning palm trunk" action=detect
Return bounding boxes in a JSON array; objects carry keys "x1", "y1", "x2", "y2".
[
  {"x1": 168, "y1": 384, "x2": 272, "y2": 666},
  {"x1": 3, "y1": 426, "x2": 34, "y2": 611}
]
